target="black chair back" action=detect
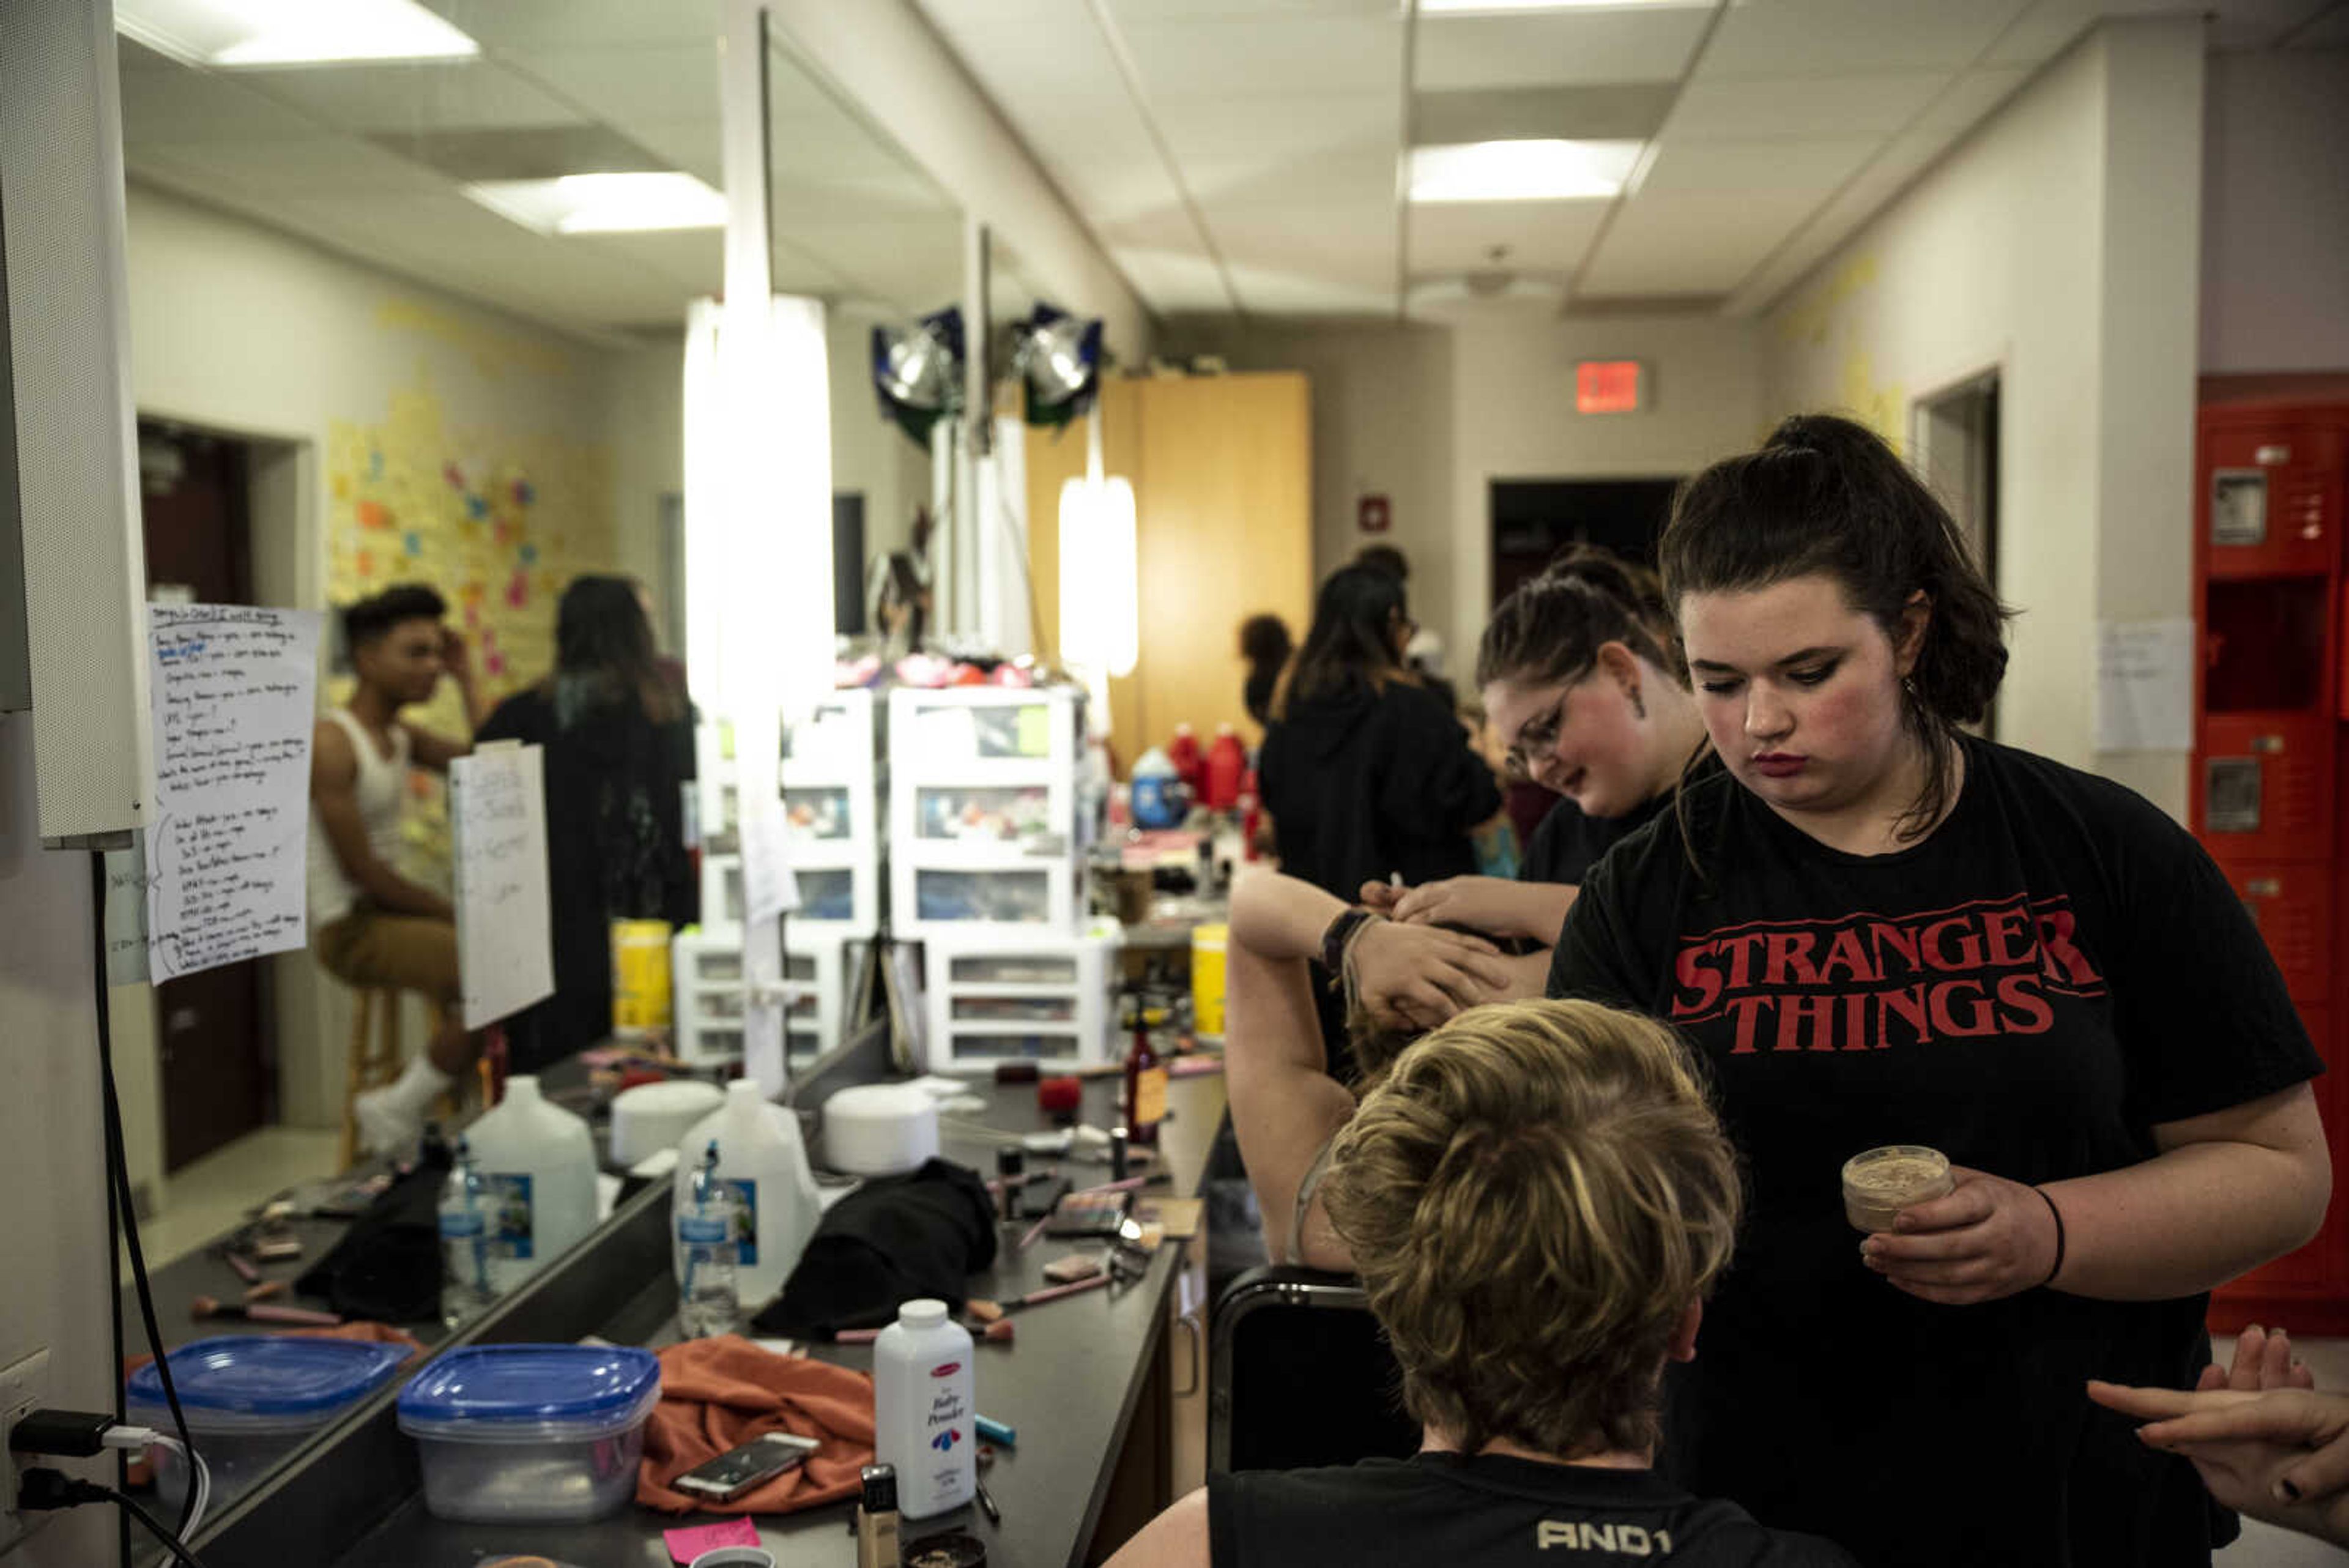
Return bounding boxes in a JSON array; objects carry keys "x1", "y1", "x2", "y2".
[{"x1": 1208, "y1": 1265, "x2": 1419, "y2": 1473}]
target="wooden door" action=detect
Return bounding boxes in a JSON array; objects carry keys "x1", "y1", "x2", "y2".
[{"x1": 138, "y1": 421, "x2": 274, "y2": 1169}]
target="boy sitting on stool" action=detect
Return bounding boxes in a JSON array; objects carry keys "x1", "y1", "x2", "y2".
[{"x1": 1110, "y1": 999, "x2": 1858, "y2": 1568}]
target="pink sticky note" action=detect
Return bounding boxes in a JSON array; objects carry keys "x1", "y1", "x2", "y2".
[{"x1": 664, "y1": 1515, "x2": 760, "y2": 1564}]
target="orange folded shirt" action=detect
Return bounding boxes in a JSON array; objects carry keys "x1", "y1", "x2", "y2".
[{"x1": 637, "y1": 1335, "x2": 877, "y2": 1515}]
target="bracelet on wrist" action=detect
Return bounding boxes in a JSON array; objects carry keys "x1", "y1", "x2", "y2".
[{"x1": 2034, "y1": 1185, "x2": 2067, "y2": 1288}]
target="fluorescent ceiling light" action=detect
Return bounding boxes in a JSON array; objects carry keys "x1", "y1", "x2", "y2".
[
  {"x1": 1409, "y1": 140, "x2": 1642, "y2": 203},
  {"x1": 463, "y1": 173, "x2": 727, "y2": 235},
  {"x1": 116, "y1": 0, "x2": 478, "y2": 68},
  {"x1": 1420, "y1": 0, "x2": 1709, "y2": 12}
]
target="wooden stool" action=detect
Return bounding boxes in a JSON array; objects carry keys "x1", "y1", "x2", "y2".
[
  {"x1": 339, "y1": 987, "x2": 407, "y2": 1170},
  {"x1": 338, "y1": 989, "x2": 458, "y2": 1169}
]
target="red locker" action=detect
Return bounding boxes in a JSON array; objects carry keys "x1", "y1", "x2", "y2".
[
  {"x1": 2219, "y1": 860, "x2": 2332, "y2": 1005},
  {"x1": 2194, "y1": 713, "x2": 2335, "y2": 861},
  {"x1": 2199, "y1": 422, "x2": 2342, "y2": 580},
  {"x1": 2198, "y1": 398, "x2": 2349, "y2": 1338}
]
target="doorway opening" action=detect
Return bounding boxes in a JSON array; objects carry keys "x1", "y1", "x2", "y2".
[
  {"x1": 1911, "y1": 372, "x2": 2002, "y2": 734},
  {"x1": 1489, "y1": 476, "x2": 1680, "y2": 607},
  {"x1": 138, "y1": 417, "x2": 276, "y2": 1173}
]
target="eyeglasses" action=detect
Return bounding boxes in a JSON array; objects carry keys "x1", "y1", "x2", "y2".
[{"x1": 1502, "y1": 686, "x2": 1572, "y2": 779}]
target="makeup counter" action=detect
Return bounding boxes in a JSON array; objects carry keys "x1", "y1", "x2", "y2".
[{"x1": 143, "y1": 1022, "x2": 1225, "y2": 1568}]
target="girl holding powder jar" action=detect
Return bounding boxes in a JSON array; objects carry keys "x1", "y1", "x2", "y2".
[{"x1": 1545, "y1": 414, "x2": 2330, "y2": 1567}]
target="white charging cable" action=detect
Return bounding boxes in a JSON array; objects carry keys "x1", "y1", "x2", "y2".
[{"x1": 106, "y1": 1425, "x2": 211, "y2": 1539}]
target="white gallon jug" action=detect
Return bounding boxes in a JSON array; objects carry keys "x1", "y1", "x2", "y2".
[
  {"x1": 465, "y1": 1076, "x2": 598, "y2": 1293},
  {"x1": 670, "y1": 1080, "x2": 822, "y2": 1310}
]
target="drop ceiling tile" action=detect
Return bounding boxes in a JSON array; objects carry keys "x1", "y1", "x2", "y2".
[
  {"x1": 1413, "y1": 9, "x2": 1710, "y2": 91},
  {"x1": 516, "y1": 43, "x2": 720, "y2": 125},
  {"x1": 243, "y1": 60, "x2": 588, "y2": 134},
  {"x1": 1978, "y1": 0, "x2": 2096, "y2": 67},
  {"x1": 1699, "y1": 0, "x2": 2030, "y2": 78},
  {"x1": 1578, "y1": 190, "x2": 1813, "y2": 296},
  {"x1": 920, "y1": 20, "x2": 1136, "y2": 116},
  {"x1": 1407, "y1": 197, "x2": 1609, "y2": 274},
  {"x1": 1031, "y1": 121, "x2": 1189, "y2": 228},
  {"x1": 1226, "y1": 266, "x2": 1395, "y2": 316},
  {"x1": 1415, "y1": 83, "x2": 1678, "y2": 144},
  {"x1": 1636, "y1": 135, "x2": 1878, "y2": 199},
  {"x1": 417, "y1": 0, "x2": 721, "y2": 51},
  {"x1": 1909, "y1": 65, "x2": 2032, "y2": 139},
  {"x1": 1114, "y1": 15, "x2": 1403, "y2": 98},
  {"x1": 118, "y1": 67, "x2": 327, "y2": 145},
  {"x1": 915, "y1": 0, "x2": 1086, "y2": 28},
  {"x1": 1156, "y1": 93, "x2": 1398, "y2": 207},
  {"x1": 1110, "y1": 0, "x2": 1398, "y2": 16},
  {"x1": 625, "y1": 119, "x2": 724, "y2": 185},
  {"x1": 1666, "y1": 72, "x2": 1951, "y2": 138},
  {"x1": 1105, "y1": 244, "x2": 1235, "y2": 313},
  {"x1": 127, "y1": 136, "x2": 453, "y2": 199},
  {"x1": 585, "y1": 228, "x2": 724, "y2": 294},
  {"x1": 1097, "y1": 204, "x2": 1216, "y2": 254}
]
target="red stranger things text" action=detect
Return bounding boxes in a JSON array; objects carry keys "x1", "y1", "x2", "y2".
[{"x1": 1669, "y1": 895, "x2": 2107, "y2": 1055}]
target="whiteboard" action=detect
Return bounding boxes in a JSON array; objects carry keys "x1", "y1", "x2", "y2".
[
  {"x1": 450, "y1": 743, "x2": 555, "y2": 1029},
  {"x1": 142, "y1": 605, "x2": 321, "y2": 981}
]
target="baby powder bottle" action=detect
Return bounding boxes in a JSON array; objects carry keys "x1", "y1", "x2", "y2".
[
  {"x1": 464, "y1": 1076, "x2": 598, "y2": 1293},
  {"x1": 671, "y1": 1080, "x2": 822, "y2": 1310},
  {"x1": 873, "y1": 1300, "x2": 976, "y2": 1518}
]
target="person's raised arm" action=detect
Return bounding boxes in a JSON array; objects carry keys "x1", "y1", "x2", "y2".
[
  {"x1": 1389, "y1": 874, "x2": 1576, "y2": 944},
  {"x1": 1233, "y1": 868, "x2": 1515, "y2": 1033},
  {"x1": 1225, "y1": 910, "x2": 1357, "y2": 1272},
  {"x1": 404, "y1": 627, "x2": 484, "y2": 771},
  {"x1": 311, "y1": 718, "x2": 451, "y2": 921}
]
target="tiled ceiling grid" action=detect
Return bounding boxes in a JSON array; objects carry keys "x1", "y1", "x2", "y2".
[
  {"x1": 915, "y1": 0, "x2": 2342, "y2": 321},
  {"x1": 115, "y1": 0, "x2": 960, "y2": 338}
]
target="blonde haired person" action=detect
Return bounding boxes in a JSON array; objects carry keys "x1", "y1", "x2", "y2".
[{"x1": 1112, "y1": 999, "x2": 1856, "y2": 1568}]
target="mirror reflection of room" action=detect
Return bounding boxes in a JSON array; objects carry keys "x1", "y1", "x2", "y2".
[{"x1": 4, "y1": 1, "x2": 2347, "y2": 1566}]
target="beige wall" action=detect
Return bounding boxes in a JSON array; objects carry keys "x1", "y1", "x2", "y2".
[
  {"x1": 1162, "y1": 312, "x2": 1762, "y2": 672},
  {"x1": 1758, "y1": 19, "x2": 2204, "y2": 819},
  {"x1": 2202, "y1": 50, "x2": 2349, "y2": 375}
]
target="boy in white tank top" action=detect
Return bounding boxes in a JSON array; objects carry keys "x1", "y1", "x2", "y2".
[{"x1": 308, "y1": 584, "x2": 486, "y2": 1154}]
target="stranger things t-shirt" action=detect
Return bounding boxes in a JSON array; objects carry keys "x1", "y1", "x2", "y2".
[
  {"x1": 1547, "y1": 737, "x2": 2323, "y2": 1568},
  {"x1": 1209, "y1": 1454, "x2": 1858, "y2": 1568}
]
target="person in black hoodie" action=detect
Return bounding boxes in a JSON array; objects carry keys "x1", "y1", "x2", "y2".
[
  {"x1": 1259, "y1": 564, "x2": 1501, "y2": 902},
  {"x1": 476, "y1": 575, "x2": 697, "y2": 1072}
]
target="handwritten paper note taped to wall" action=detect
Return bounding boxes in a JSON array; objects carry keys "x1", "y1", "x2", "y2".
[
  {"x1": 451, "y1": 744, "x2": 555, "y2": 1030},
  {"x1": 143, "y1": 606, "x2": 322, "y2": 981}
]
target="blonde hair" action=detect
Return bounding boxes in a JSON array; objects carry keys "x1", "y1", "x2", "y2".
[{"x1": 1321, "y1": 999, "x2": 1742, "y2": 1459}]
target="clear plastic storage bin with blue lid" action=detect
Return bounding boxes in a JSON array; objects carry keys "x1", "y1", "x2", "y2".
[
  {"x1": 126, "y1": 1336, "x2": 412, "y2": 1510},
  {"x1": 128, "y1": 1336, "x2": 410, "y2": 1430},
  {"x1": 398, "y1": 1345, "x2": 664, "y2": 1523}
]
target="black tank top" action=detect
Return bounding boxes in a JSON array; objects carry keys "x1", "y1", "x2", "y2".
[{"x1": 1208, "y1": 1454, "x2": 1858, "y2": 1568}]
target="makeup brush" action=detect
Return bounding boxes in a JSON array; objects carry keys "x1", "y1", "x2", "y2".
[{"x1": 191, "y1": 1295, "x2": 341, "y2": 1326}]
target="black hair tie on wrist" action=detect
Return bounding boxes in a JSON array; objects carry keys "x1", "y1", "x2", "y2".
[{"x1": 2035, "y1": 1186, "x2": 2066, "y2": 1288}]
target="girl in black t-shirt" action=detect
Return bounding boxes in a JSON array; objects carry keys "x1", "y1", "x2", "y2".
[
  {"x1": 1546, "y1": 414, "x2": 2329, "y2": 1568},
  {"x1": 1361, "y1": 549, "x2": 1707, "y2": 998}
]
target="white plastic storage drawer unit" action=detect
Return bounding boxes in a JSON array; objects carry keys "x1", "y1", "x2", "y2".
[
  {"x1": 921, "y1": 926, "x2": 1120, "y2": 1073},
  {"x1": 888, "y1": 686, "x2": 1084, "y2": 939}
]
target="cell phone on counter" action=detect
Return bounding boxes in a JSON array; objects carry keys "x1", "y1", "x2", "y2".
[{"x1": 674, "y1": 1431, "x2": 823, "y2": 1501}]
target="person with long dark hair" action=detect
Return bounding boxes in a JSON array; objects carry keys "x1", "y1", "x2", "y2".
[
  {"x1": 1547, "y1": 414, "x2": 2330, "y2": 1567},
  {"x1": 477, "y1": 574, "x2": 697, "y2": 1071},
  {"x1": 1258, "y1": 564, "x2": 1501, "y2": 913},
  {"x1": 1238, "y1": 612, "x2": 1292, "y2": 729}
]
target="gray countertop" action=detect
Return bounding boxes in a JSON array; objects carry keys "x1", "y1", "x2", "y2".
[{"x1": 320, "y1": 1068, "x2": 1228, "y2": 1568}]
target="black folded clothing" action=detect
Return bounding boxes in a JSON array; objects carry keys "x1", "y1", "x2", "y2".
[
  {"x1": 295, "y1": 1148, "x2": 450, "y2": 1323},
  {"x1": 756, "y1": 1157, "x2": 996, "y2": 1338}
]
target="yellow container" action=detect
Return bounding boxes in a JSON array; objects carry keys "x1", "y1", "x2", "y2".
[
  {"x1": 1191, "y1": 923, "x2": 1228, "y2": 1040},
  {"x1": 611, "y1": 918, "x2": 674, "y2": 1040}
]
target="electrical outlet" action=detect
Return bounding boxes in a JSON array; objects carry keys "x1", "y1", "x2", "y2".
[{"x1": 0, "y1": 1347, "x2": 53, "y2": 1550}]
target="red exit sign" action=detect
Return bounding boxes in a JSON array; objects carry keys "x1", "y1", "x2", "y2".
[{"x1": 1575, "y1": 360, "x2": 1645, "y2": 415}]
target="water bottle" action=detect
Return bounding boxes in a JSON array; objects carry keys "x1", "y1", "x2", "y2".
[
  {"x1": 678, "y1": 1139, "x2": 742, "y2": 1339},
  {"x1": 437, "y1": 1137, "x2": 492, "y2": 1329}
]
